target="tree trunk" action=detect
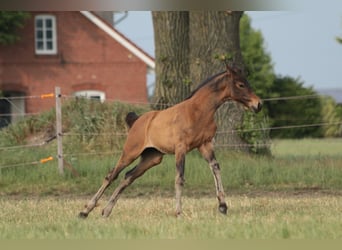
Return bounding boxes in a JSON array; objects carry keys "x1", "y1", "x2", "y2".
[
  {"x1": 189, "y1": 11, "x2": 244, "y2": 85},
  {"x1": 189, "y1": 11, "x2": 248, "y2": 151},
  {"x1": 152, "y1": 11, "x2": 190, "y2": 108}
]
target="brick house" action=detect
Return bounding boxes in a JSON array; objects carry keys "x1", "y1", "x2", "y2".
[{"x1": 0, "y1": 11, "x2": 155, "y2": 127}]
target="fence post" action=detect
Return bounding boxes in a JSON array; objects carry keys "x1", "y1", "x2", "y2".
[{"x1": 55, "y1": 87, "x2": 64, "y2": 175}]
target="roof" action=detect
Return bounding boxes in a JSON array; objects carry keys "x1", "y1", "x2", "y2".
[{"x1": 80, "y1": 11, "x2": 155, "y2": 70}]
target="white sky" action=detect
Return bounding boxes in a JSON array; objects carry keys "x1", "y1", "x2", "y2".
[{"x1": 115, "y1": 10, "x2": 342, "y2": 90}]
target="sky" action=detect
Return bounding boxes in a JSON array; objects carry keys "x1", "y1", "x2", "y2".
[{"x1": 115, "y1": 10, "x2": 342, "y2": 91}]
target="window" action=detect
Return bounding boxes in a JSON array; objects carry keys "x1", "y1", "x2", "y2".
[
  {"x1": 74, "y1": 90, "x2": 106, "y2": 103},
  {"x1": 35, "y1": 15, "x2": 57, "y2": 55},
  {"x1": 0, "y1": 91, "x2": 25, "y2": 128}
]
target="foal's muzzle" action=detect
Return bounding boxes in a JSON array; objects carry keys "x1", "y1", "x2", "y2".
[
  {"x1": 249, "y1": 97, "x2": 262, "y2": 113},
  {"x1": 252, "y1": 101, "x2": 262, "y2": 113}
]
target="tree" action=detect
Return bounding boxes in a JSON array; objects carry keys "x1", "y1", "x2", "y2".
[
  {"x1": 320, "y1": 97, "x2": 342, "y2": 137},
  {"x1": 239, "y1": 14, "x2": 275, "y2": 98},
  {"x1": 237, "y1": 14, "x2": 276, "y2": 153},
  {"x1": 0, "y1": 11, "x2": 30, "y2": 45},
  {"x1": 189, "y1": 11, "x2": 249, "y2": 150},
  {"x1": 152, "y1": 12, "x2": 190, "y2": 107},
  {"x1": 152, "y1": 11, "x2": 244, "y2": 104},
  {"x1": 265, "y1": 76, "x2": 323, "y2": 138},
  {"x1": 337, "y1": 37, "x2": 342, "y2": 44},
  {"x1": 189, "y1": 11, "x2": 244, "y2": 85},
  {"x1": 337, "y1": 19, "x2": 342, "y2": 44}
]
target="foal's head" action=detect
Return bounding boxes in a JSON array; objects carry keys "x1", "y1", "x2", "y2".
[{"x1": 224, "y1": 65, "x2": 262, "y2": 113}]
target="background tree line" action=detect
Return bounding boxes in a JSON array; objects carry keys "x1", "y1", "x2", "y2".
[{"x1": 239, "y1": 14, "x2": 342, "y2": 139}]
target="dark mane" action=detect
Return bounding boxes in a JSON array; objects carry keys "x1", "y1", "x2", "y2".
[{"x1": 186, "y1": 71, "x2": 226, "y2": 100}]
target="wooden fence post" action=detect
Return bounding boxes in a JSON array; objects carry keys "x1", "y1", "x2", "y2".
[{"x1": 55, "y1": 87, "x2": 64, "y2": 175}]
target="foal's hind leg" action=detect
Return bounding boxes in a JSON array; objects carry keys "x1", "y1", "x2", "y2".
[
  {"x1": 198, "y1": 143, "x2": 227, "y2": 214},
  {"x1": 102, "y1": 148, "x2": 163, "y2": 218},
  {"x1": 79, "y1": 154, "x2": 136, "y2": 218}
]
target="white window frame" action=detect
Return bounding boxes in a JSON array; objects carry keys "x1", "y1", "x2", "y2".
[
  {"x1": 74, "y1": 90, "x2": 106, "y2": 103},
  {"x1": 35, "y1": 15, "x2": 57, "y2": 55}
]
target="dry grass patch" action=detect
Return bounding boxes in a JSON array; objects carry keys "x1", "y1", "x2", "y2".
[{"x1": 1, "y1": 194, "x2": 342, "y2": 239}]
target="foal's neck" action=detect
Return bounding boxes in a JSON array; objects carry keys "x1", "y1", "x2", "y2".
[{"x1": 189, "y1": 84, "x2": 229, "y2": 118}]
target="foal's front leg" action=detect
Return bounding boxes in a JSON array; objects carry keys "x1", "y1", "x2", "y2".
[
  {"x1": 175, "y1": 148, "x2": 186, "y2": 216},
  {"x1": 198, "y1": 143, "x2": 228, "y2": 214}
]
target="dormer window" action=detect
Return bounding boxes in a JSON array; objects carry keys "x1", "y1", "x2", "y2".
[{"x1": 35, "y1": 15, "x2": 57, "y2": 55}]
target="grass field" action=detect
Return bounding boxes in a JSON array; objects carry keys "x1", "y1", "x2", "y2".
[
  {"x1": 2, "y1": 143, "x2": 342, "y2": 196},
  {"x1": 272, "y1": 138, "x2": 342, "y2": 157},
  {"x1": 1, "y1": 194, "x2": 342, "y2": 239},
  {"x1": 1, "y1": 139, "x2": 342, "y2": 239}
]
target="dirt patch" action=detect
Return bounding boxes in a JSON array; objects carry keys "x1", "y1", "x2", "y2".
[
  {"x1": 2, "y1": 188, "x2": 342, "y2": 201},
  {"x1": 228, "y1": 188, "x2": 342, "y2": 198}
]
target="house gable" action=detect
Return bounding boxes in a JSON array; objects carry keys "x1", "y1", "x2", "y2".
[
  {"x1": 80, "y1": 11, "x2": 155, "y2": 70},
  {"x1": 0, "y1": 11, "x2": 154, "y2": 125}
]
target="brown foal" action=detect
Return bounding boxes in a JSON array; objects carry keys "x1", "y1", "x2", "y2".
[{"x1": 79, "y1": 65, "x2": 262, "y2": 218}]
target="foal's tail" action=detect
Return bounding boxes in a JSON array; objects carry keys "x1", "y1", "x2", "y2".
[{"x1": 125, "y1": 112, "x2": 139, "y2": 128}]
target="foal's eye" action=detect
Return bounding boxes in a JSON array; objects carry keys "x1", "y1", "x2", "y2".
[{"x1": 237, "y1": 83, "x2": 245, "y2": 89}]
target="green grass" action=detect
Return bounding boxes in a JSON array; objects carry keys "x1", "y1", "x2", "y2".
[
  {"x1": 1, "y1": 139, "x2": 342, "y2": 196},
  {"x1": 2, "y1": 99, "x2": 340, "y2": 196},
  {"x1": 272, "y1": 138, "x2": 342, "y2": 157}
]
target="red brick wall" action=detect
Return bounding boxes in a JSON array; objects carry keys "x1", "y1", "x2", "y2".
[{"x1": 0, "y1": 11, "x2": 149, "y2": 114}]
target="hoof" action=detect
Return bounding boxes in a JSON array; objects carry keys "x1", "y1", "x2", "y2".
[
  {"x1": 218, "y1": 203, "x2": 228, "y2": 215},
  {"x1": 175, "y1": 211, "x2": 182, "y2": 218},
  {"x1": 78, "y1": 212, "x2": 88, "y2": 219},
  {"x1": 101, "y1": 208, "x2": 110, "y2": 218}
]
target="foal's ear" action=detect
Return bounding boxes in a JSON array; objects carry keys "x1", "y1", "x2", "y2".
[
  {"x1": 225, "y1": 63, "x2": 244, "y2": 77},
  {"x1": 225, "y1": 61, "x2": 234, "y2": 76}
]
